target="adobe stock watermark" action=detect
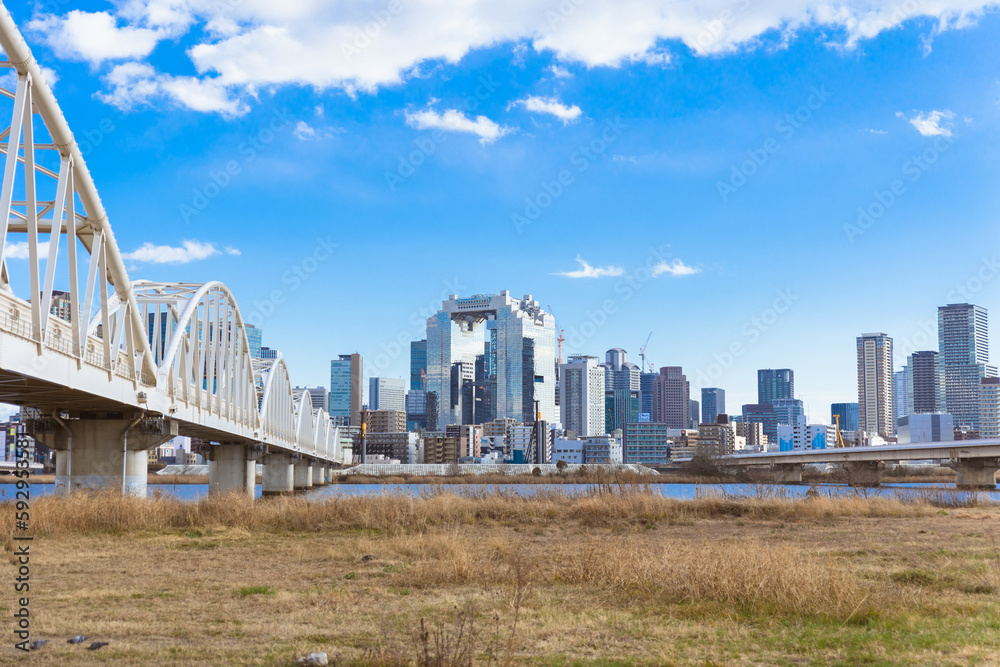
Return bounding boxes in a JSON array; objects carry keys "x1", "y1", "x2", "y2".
[
  {"x1": 179, "y1": 108, "x2": 290, "y2": 224},
  {"x1": 693, "y1": 0, "x2": 752, "y2": 52},
  {"x1": 369, "y1": 278, "x2": 468, "y2": 373},
  {"x1": 561, "y1": 245, "x2": 676, "y2": 350},
  {"x1": 512, "y1": 116, "x2": 627, "y2": 233},
  {"x1": 76, "y1": 118, "x2": 116, "y2": 157},
  {"x1": 546, "y1": 0, "x2": 587, "y2": 28},
  {"x1": 717, "y1": 85, "x2": 832, "y2": 202},
  {"x1": 340, "y1": 0, "x2": 404, "y2": 61},
  {"x1": 695, "y1": 288, "x2": 799, "y2": 386},
  {"x1": 244, "y1": 236, "x2": 338, "y2": 327},
  {"x1": 893, "y1": 318, "x2": 936, "y2": 367},
  {"x1": 843, "y1": 134, "x2": 956, "y2": 243},
  {"x1": 385, "y1": 75, "x2": 501, "y2": 191},
  {"x1": 947, "y1": 255, "x2": 1000, "y2": 302}
]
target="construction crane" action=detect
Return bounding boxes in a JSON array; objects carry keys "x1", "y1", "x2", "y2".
[
  {"x1": 639, "y1": 331, "x2": 653, "y2": 373},
  {"x1": 420, "y1": 368, "x2": 427, "y2": 391},
  {"x1": 548, "y1": 304, "x2": 566, "y2": 365},
  {"x1": 834, "y1": 414, "x2": 846, "y2": 447}
]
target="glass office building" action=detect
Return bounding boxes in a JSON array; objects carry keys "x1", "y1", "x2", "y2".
[
  {"x1": 410, "y1": 340, "x2": 427, "y2": 391},
  {"x1": 831, "y1": 402, "x2": 859, "y2": 432},
  {"x1": 426, "y1": 292, "x2": 556, "y2": 428},
  {"x1": 757, "y1": 369, "x2": 794, "y2": 405}
]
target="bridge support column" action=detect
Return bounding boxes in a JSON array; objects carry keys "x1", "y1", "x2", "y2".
[
  {"x1": 262, "y1": 452, "x2": 295, "y2": 496},
  {"x1": 312, "y1": 464, "x2": 326, "y2": 486},
  {"x1": 54, "y1": 450, "x2": 69, "y2": 495},
  {"x1": 293, "y1": 459, "x2": 313, "y2": 490},
  {"x1": 772, "y1": 464, "x2": 805, "y2": 484},
  {"x1": 953, "y1": 460, "x2": 999, "y2": 490},
  {"x1": 28, "y1": 414, "x2": 177, "y2": 497},
  {"x1": 208, "y1": 444, "x2": 258, "y2": 498}
]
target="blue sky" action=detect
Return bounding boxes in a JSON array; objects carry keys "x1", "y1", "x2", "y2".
[{"x1": 6, "y1": 0, "x2": 1000, "y2": 419}]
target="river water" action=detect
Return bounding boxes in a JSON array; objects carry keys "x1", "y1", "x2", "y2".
[{"x1": 1, "y1": 481, "x2": 998, "y2": 503}]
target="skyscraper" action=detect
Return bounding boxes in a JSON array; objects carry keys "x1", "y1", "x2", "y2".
[
  {"x1": 893, "y1": 370, "x2": 908, "y2": 419},
  {"x1": 772, "y1": 397, "x2": 805, "y2": 430},
  {"x1": 652, "y1": 366, "x2": 689, "y2": 429},
  {"x1": 938, "y1": 304, "x2": 997, "y2": 430},
  {"x1": 831, "y1": 402, "x2": 859, "y2": 432},
  {"x1": 330, "y1": 353, "x2": 363, "y2": 426},
  {"x1": 245, "y1": 323, "x2": 262, "y2": 359},
  {"x1": 410, "y1": 340, "x2": 427, "y2": 391},
  {"x1": 906, "y1": 351, "x2": 943, "y2": 414},
  {"x1": 426, "y1": 292, "x2": 556, "y2": 428},
  {"x1": 757, "y1": 369, "x2": 794, "y2": 405},
  {"x1": 601, "y1": 348, "x2": 640, "y2": 433},
  {"x1": 369, "y1": 377, "x2": 406, "y2": 413},
  {"x1": 559, "y1": 355, "x2": 606, "y2": 438},
  {"x1": 639, "y1": 370, "x2": 657, "y2": 420},
  {"x1": 701, "y1": 388, "x2": 726, "y2": 425},
  {"x1": 742, "y1": 403, "x2": 777, "y2": 444},
  {"x1": 857, "y1": 332, "x2": 895, "y2": 438}
]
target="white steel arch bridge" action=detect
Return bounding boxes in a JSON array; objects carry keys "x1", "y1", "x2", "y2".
[{"x1": 0, "y1": 7, "x2": 349, "y2": 496}]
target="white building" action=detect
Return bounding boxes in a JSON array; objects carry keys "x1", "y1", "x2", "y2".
[
  {"x1": 551, "y1": 438, "x2": 584, "y2": 465},
  {"x1": 559, "y1": 355, "x2": 606, "y2": 438},
  {"x1": 776, "y1": 418, "x2": 835, "y2": 451},
  {"x1": 369, "y1": 377, "x2": 406, "y2": 412},
  {"x1": 582, "y1": 434, "x2": 623, "y2": 464},
  {"x1": 896, "y1": 413, "x2": 955, "y2": 444}
]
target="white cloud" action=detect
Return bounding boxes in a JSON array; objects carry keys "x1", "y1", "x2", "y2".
[
  {"x1": 97, "y1": 62, "x2": 245, "y2": 115},
  {"x1": 31, "y1": 2, "x2": 999, "y2": 115},
  {"x1": 29, "y1": 10, "x2": 165, "y2": 64},
  {"x1": 897, "y1": 109, "x2": 955, "y2": 137},
  {"x1": 3, "y1": 240, "x2": 49, "y2": 260},
  {"x1": 516, "y1": 96, "x2": 582, "y2": 124},
  {"x1": 0, "y1": 403, "x2": 19, "y2": 420},
  {"x1": 652, "y1": 259, "x2": 699, "y2": 277},
  {"x1": 405, "y1": 107, "x2": 510, "y2": 144},
  {"x1": 554, "y1": 256, "x2": 625, "y2": 279},
  {"x1": 862, "y1": 128, "x2": 888, "y2": 134},
  {"x1": 294, "y1": 121, "x2": 316, "y2": 140},
  {"x1": 224, "y1": 246, "x2": 241, "y2": 256},
  {"x1": 122, "y1": 240, "x2": 236, "y2": 264},
  {"x1": 38, "y1": 66, "x2": 59, "y2": 88},
  {"x1": 548, "y1": 64, "x2": 572, "y2": 78}
]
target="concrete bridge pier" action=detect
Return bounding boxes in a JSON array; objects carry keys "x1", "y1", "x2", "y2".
[
  {"x1": 262, "y1": 452, "x2": 295, "y2": 496},
  {"x1": 29, "y1": 413, "x2": 177, "y2": 497},
  {"x1": 208, "y1": 443, "x2": 258, "y2": 498},
  {"x1": 293, "y1": 459, "x2": 314, "y2": 490},
  {"x1": 952, "y1": 459, "x2": 999, "y2": 490},
  {"x1": 312, "y1": 463, "x2": 327, "y2": 486},
  {"x1": 772, "y1": 464, "x2": 804, "y2": 484}
]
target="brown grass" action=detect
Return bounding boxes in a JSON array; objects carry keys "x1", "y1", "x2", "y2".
[
  {"x1": 0, "y1": 485, "x2": 940, "y2": 540},
  {"x1": 2, "y1": 488, "x2": 1000, "y2": 665}
]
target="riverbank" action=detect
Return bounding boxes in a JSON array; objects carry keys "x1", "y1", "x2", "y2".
[
  {"x1": 21, "y1": 473, "x2": 219, "y2": 485},
  {"x1": 2, "y1": 487, "x2": 998, "y2": 665}
]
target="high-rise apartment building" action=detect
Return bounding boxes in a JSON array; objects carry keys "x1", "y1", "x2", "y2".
[
  {"x1": 757, "y1": 369, "x2": 794, "y2": 405},
  {"x1": 652, "y1": 366, "x2": 690, "y2": 429},
  {"x1": 369, "y1": 377, "x2": 406, "y2": 413},
  {"x1": 701, "y1": 388, "x2": 725, "y2": 425},
  {"x1": 831, "y1": 402, "x2": 859, "y2": 432},
  {"x1": 906, "y1": 351, "x2": 944, "y2": 414},
  {"x1": 979, "y1": 377, "x2": 1000, "y2": 439},
  {"x1": 330, "y1": 353, "x2": 363, "y2": 427},
  {"x1": 938, "y1": 304, "x2": 997, "y2": 430},
  {"x1": 601, "y1": 349, "x2": 640, "y2": 433},
  {"x1": 559, "y1": 355, "x2": 606, "y2": 438},
  {"x1": 857, "y1": 332, "x2": 895, "y2": 438},
  {"x1": 410, "y1": 340, "x2": 427, "y2": 391},
  {"x1": 426, "y1": 293, "x2": 556, "y2": 428}
]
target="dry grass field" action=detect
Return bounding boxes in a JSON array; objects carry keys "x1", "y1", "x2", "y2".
[{"x1": 1, "y1": 487, "x2": 999, "y2": 665}]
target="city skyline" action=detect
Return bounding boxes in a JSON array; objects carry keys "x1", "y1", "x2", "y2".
[{"x1": 2, "y1": 2, "x2": 1000, "y2": 421}]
